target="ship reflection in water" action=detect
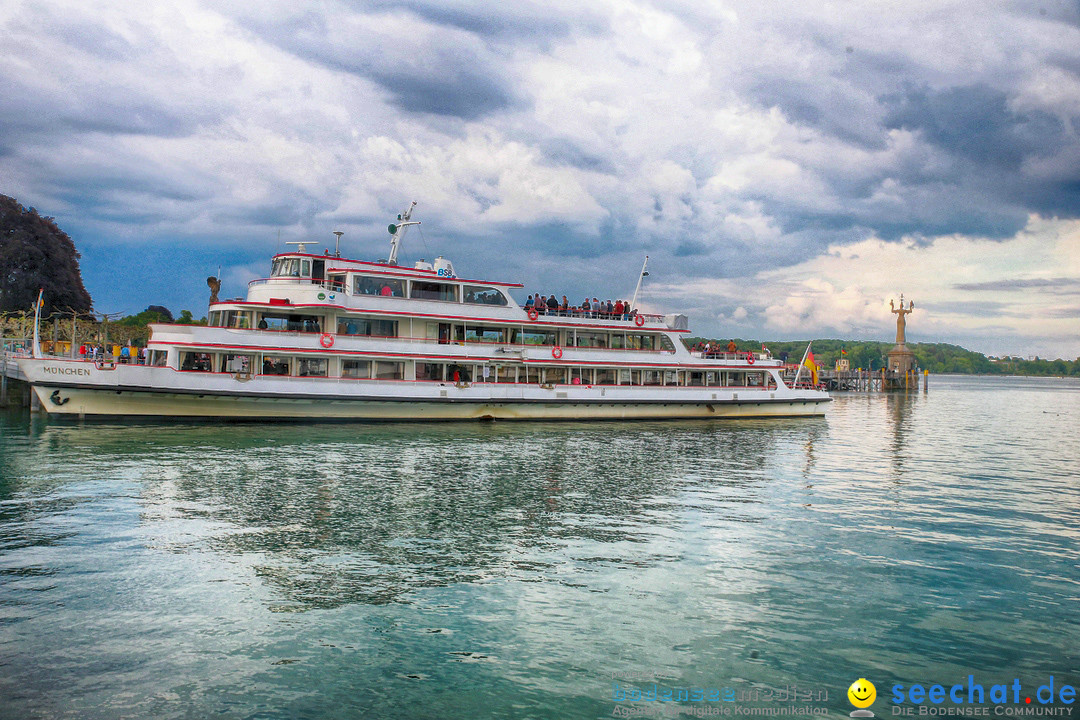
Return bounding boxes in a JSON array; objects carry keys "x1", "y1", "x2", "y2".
[{"x1": 114, "y1": 419, "x2": 814, "y2": 611}]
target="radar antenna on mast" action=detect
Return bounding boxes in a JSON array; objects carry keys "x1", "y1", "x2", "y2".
[{"x1": 386, "y1": 201, "x2": 420, "y2": 266}]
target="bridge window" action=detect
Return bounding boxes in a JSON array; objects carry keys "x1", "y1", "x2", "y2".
[
  {"x1": 463, "y1": 285, "x2": 508, "y2": 306},
  {"x1": 271, "y1": 258, "x2": 309, "y2": 278},
  {"x1": 410, "y1": 281, "x2": 458, "y2": 302}
]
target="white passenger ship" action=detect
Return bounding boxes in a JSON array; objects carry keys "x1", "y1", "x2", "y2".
[{"x1": 20, "y1": 206, "x2": 828, "y2": 420}]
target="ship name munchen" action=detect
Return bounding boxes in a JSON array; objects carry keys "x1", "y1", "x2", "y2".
[{"x1": 42, "y1": 366, "x2": 91, "y2": 377}]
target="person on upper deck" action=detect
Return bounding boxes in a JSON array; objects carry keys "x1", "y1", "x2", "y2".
[
  {"x1": 547, "y1": 295, "x2": 558, "y2": 313},
  {"x1": 614, "y1": 300, "x2": 624, "y2": 318},
  {"x1": 525, "y1": 294, "x2": 534, "y2": 308},
  {"x1": 592, "y1": 298, "x2": 600, "y2": 318},
  {"x1": 560, "y1": 296, "x2": 568, "y2": 316},
  {"x1": 582, "y1": 298, "x2": 591, "y2": 314},
  {"x1": 727, "y1": 340, "x2": 737, "y2": 353},
  {"x1": 606, "y1": 300, "x2": 614, "y2": 316}
]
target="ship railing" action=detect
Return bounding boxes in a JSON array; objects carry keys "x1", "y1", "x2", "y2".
[
  {"x1": 523, "y1": 307, "x2": 666, "y2": 324},
  {"x1": 691, "y1": 351, "x2": 770, "y2": 362},
  {"x1": 247, "y1": 278, "x2": 347, "y2": 294}
]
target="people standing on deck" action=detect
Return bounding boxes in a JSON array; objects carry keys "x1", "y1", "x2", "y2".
[
  {"x1": 525, "y1": 294, "x2": 534, "y2": 308},
  {"x1": 581, "y1": 298, "x2": 591, "y2": 316},
  {"x1": 727, "y1": 340, "x2": 737, "y2": 353},
  {"x1": 560, "y1": 296, "x2": 569, "y2": 316},
  {"x1": 614, "y1": 300, "x2": 624, "y2": 319},
  {"x1": 546, "y1": 295, "x2": 558, "y2": 314}
]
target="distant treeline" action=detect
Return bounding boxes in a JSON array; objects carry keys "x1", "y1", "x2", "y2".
[{"x1": 685, "y1": 337, "x2": 1080, "y2": 377}]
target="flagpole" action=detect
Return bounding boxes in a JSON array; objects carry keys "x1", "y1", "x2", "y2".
[
  {"x1": 792, "y1": 342, "x2": 811, "y2": 387},
  {"x1": 32, "y1": 288, "x2": 43, "y2": 359},
  {"x1": 629, "y1": 255, "x2": 649, "y2": 313}
]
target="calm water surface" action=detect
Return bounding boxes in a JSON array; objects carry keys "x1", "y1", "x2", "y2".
[{"x1": 0, "y1": 375, "x2": 1077, "y2": 719}]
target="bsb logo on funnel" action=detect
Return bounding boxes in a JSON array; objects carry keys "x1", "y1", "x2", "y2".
[{"x1": 849, "y1": 678, "x2": 878, "y2": 717}]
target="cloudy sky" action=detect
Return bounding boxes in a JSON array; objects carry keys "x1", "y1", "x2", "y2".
[{"x1": 2, "y1": 0, "x2": 1079, "y2": 359}]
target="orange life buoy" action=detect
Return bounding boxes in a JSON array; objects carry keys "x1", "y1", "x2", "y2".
[
  {"x1": 527, "y1": 307, "x2": 539, "y2": 321},
  {"x1": 551, "y1": 346, "x2": 563, "y2": 359},
  {"x1": 635, "y1": 314, "x2": 645, "y2": 327},
  {"x1": 746, "y1": 351, "x2": 755, "y2": 365},
  {"x1": 319, "y1": 333, "x2": 334, "y2": 349}
]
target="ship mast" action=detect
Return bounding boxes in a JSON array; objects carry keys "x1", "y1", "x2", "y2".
[{"x1": 387, "y1": 202, "x2": 420, "y2": 266}]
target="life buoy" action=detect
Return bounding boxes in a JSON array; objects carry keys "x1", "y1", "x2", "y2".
[
  {"x1": 527, "y1": 307, "x2": 539, "y2": 321},
  {"x1": 746, "y1": 351, "x2": 755, "y2": 365},
  {"x1": 635, "y1": 315, "x2": 645, "y2": 327},
  {"x1": 319, "y1": 333, "x2": 335, "y2": 349},
  {"x1": 552, "y1": 346, "x2": 563, "y2": 359}
]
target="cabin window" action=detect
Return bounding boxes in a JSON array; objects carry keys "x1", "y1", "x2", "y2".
[
  {"x1": 625, "y1": 334, "x2": 655, "y2": 351},
  {"x1": 410, "y1": 281, "x2": 458, "y2": 302},
  {"x1": 575, "y1": 332, "x2": 607, "y2": 348},
  {"x1": 221, "y1": 310, "x2": 250, "y2": 329},
  {"x1": 416, "y1": 363, "x2": 444, "y2": 382},
  {"x1": 618, "y1": 369, "x2": 632, "y2": 385},
  {"x1": 354, "y1": 276, "x2": 404, "y2": 297},
  {"x1": 261, "y1": 355, "x2": 291, "y2": 375},
  {"x1": 447, "y1": 364, "x2": 471, "y2": 383},
  {"x1": 463, "y1": 285, "x2": 508, "y2": 306},
  {"x1": 496, "y1": 365, "x2": 516, "y2": 383},
  {"x1": 465, "y1": 327, "x2": 505, "y2": 343},
  {"x1": 150, "y1": 350, "x2": 168, "y2": 367},
  {"x1": 180, "y1": 352, "x2": 213, "y2": 372},
  {"x1": 220, "y1": 354, "x2": 252, "y2": 373},
  {"x1": 342, "y1": 360, "x2": 371, "y2": 379},
  {"x1": 337, "y1": 318, "x2": 397, "y2": 337},
  {"x1": 327, "y1": 274, "x2": 347, "y2": 292},
  {"x1": 297, "y1": 358, "x2": 328, "y2": 377},
  {"x1": 595, "y1": 368, "x2": 616, "y2": 385},
  {"x1": 260, "y1": 314, "x2": 322, "y2": 333},
  {"x1": 374, "y1": 361, "x2": 404, "y2": 380},
  {"x1": 641, "y1": 370, "x2": 663, "y2": 386},
  {"x1": 511, "y1": 329, "x2": 557, "y2": 346}
]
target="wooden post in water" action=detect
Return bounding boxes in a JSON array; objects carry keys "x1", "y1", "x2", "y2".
[
  {"x1": 923, "y1": 369, "x2": 929, "y2": 393},
  {"x1": 1, "y1": 351, "x2": 7, "y2": 405}
]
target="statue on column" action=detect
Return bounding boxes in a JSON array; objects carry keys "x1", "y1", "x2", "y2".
[
  {"x1": 890, "y1": 295, "x2": 914, "y2": 345},
  {"x1": 207, "y1": 276, "x2": 221, "y2": 304}
]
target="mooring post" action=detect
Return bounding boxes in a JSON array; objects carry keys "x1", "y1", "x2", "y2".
[{"x1": 923, "y1": 369, "x2": 929, "y2": 393}]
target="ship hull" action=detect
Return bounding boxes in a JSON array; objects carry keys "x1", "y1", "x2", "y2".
[{"x1": 23, "y1": 361, "x2": 828, "y2": 421}]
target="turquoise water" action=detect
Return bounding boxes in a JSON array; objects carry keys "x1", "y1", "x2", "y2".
[{"x1": 0, "y1": 375, "x2": 1077, "y2": 719}]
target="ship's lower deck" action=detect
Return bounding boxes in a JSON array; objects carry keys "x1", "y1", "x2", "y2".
[{"x1": 30, "y1": 383, "x2": 828, "y2": 420}]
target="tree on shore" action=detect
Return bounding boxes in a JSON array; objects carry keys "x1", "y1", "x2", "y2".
[{"x1": 0, "y1": 194, "x2": 93, "y2": 316}]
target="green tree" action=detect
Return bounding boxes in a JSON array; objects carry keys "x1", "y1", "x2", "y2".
[{"x1": 0, "y1": 195, "x2": 92, "y2": 315}]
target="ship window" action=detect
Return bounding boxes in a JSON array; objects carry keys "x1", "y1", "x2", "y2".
[
  {"x1": 416, "y1": 363, "x2": 444, "y2": 382},
  {"x1": 342, "y1": 360, "x2": 370, "y2": 379},
  {"x1": 641, "y1": 370, "x2": 663, "y2": 386},
  {"x1": 297, "y1": 358, "x2": 327, "y2": 377},
  {"x1": 221, "y1": 310, "x2": 250, "y2": 329},
  {"x1": 659, "y1": 335, "x2": 675, "y2": 352},
  {"x1": 511, "y1": 329, "x2": 556, "y2": 346},
  {"x1": 575, "y1": 332, "x2": 607, "y2": 348},
  {"x1": 354, "y1": 276, "x2": 404, "y2": 297},
  {"x1": 220, "y1": 354, "x2": 252, "y2": 373},
  {"x1": 180, "y1": 352, "x2": 213, "y2": 372},
  {"x1": 618, "y1": 369, "x2": 632, "y2": 385},
  {"x1": 271, "y1": 258, "x2": 304, "y2": 277},
  {"x1": 410, "y1": 281, "x2": 458, "y2": 302},
  {"x1": 337, "y1": 318, "x2": 397, "y2": 337},
  {"x1": 496, "y1": 365, "x2": 516, "y2": 383},
  {"x1": 463, "y1": 285, "x2": 508, "y2": 306},
  {"x1": 465, "y1": 327, "x2": 505, "y2": 343},
  {"x1": 150, "y1": 350, "x2": 168, "y2": 367},
  {"x1": 626, "y1": 334, "x2": 655, "y2": 351},
  {"x1": 595, "y1": 368, "x2": 617, "y2": 385},
  {"x1": 261, "y1": 355, "x2": 290, "y2": 375},
  {"x1": 301, "y1": 260, "x2": 311, "y2": 277},
  {"x1": 374, "y1": 361, "x2": 404, "y2": 380}
]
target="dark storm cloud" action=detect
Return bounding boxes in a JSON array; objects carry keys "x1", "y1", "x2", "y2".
[
  {"x1": 953, "y1": 277, "x2": 1080, "y2": 292},
  {"x1": 538, "y1": 138, "x2": 618, "y2": 174},
  {"x1": 359, "y1": 0, "x2": 606, "y2": 44},
  {"x1": 236, "y1": 9, "x2": 524, "y2": 121}
]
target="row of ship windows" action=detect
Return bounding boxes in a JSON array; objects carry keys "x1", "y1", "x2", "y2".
[
  {"x1": 206, "y1": 312, "x2": 675, "y2": 351},
  {"x1": 173, "y1": 351, "x2": 773, "y2": 387},
  {"x1": 269, "y1": 259, "x2": 508, "y2": 305}
]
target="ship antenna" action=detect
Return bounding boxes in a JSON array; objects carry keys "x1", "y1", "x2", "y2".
[
  {"x1": 629, "y1": 255, "x2": 650, "y2": 312},
  {"x1": 332, "y1": 231, "x2": 344, "y2": 258},
  {"x1": 386, "y1": 201, "x2": 420, "y2": 266}
]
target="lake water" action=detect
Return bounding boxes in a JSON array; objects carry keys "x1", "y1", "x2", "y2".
[{"x1": 1, "y1": 375, "x2": 1077, "y2": 719}]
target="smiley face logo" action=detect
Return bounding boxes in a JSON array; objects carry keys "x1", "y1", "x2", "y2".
[{"x1": 848, "y1": 678, "x2": 876, "y2": 709}]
